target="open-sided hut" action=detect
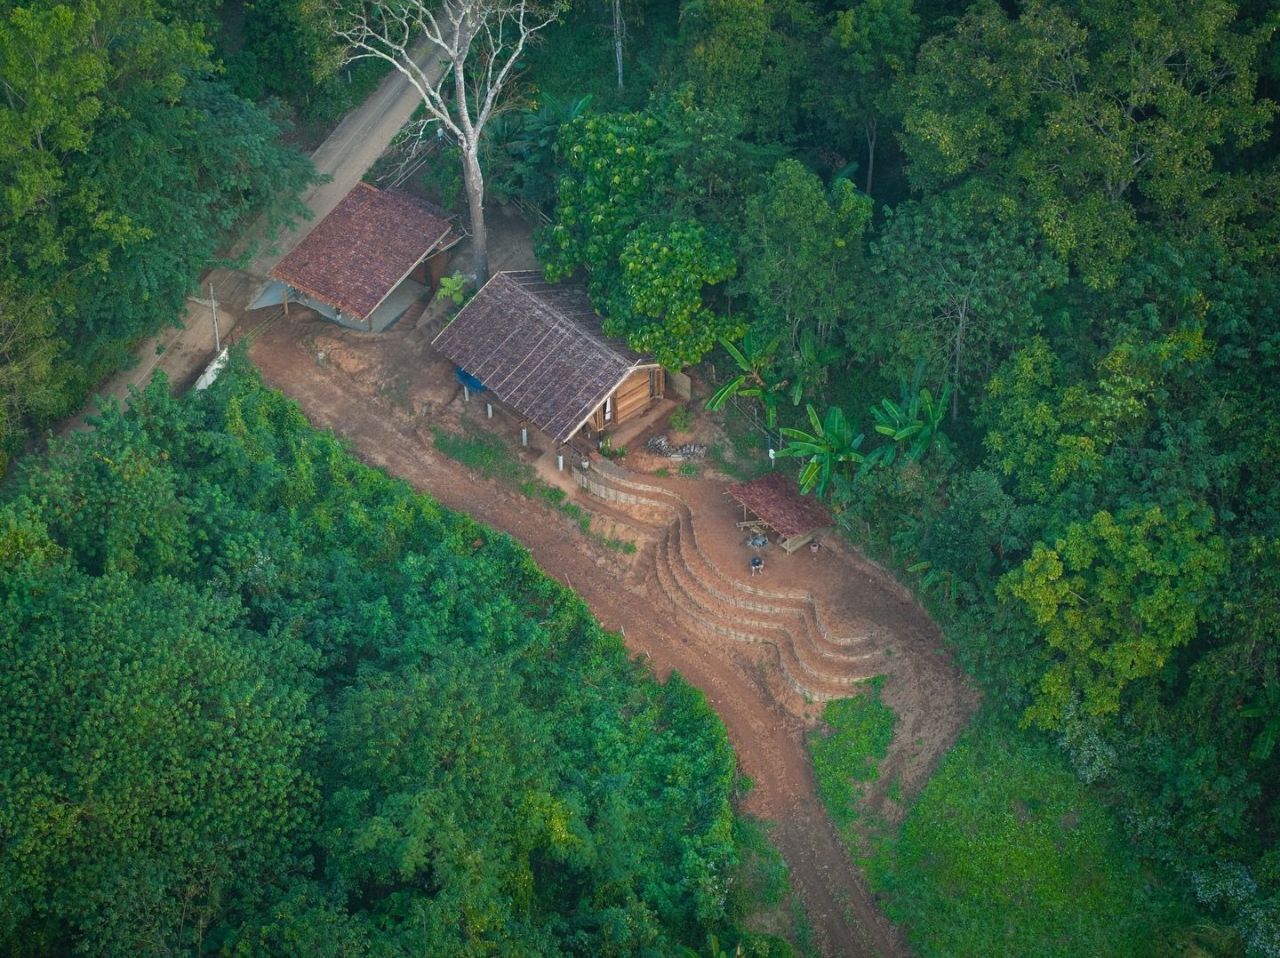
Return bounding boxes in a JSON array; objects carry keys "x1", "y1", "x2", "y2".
[
  {"x1": 255, "y1": 183, "x2": 458, "y2": 331},
  {"x1": 432, "y1": 271, "x2": 665, "y2": 445},
  {"x1": 726, "y1": 472, "x2": 832, "y2": 553}
]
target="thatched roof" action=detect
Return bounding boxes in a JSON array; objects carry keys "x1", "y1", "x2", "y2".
[
  {"x1": 270, "y1": 183, "x2": 453, "y2": 320},
  {"x1": 432, "y1": 271, "x2": 652, "y2": 444},
  {"x1": 726, "y1": 472, "x2": 831, "y2": 539}
]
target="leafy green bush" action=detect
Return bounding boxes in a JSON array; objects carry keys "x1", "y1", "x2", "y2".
[{"x1": 670, "y1": 405, "x2": 695, "y2": 432}]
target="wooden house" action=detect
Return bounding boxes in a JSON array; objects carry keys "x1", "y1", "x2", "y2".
[
  {"x1": 253, "y1": 183, "x2": 459, "y2": 331},
  {"x1": 432, "y1": 271, "x2": 666, "y2": 445}
]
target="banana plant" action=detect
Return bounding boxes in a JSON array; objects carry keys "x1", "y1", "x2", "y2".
[
  {"x1": 486, "y1": 94, "x2": 594, "y2": 207},
  {"x1": 1241, "y1": 677, "x2": 1280, "y2": 761},
  {"x1": 705, "y1": 329, "x2": 786, "y2": 428},
  {"x1": 865, "y1": 376, "x2": 950, "y2": 469},
  {"x1": 783, "y1": 328, "x2": 842, "y2": 406},
  {"x1": 776, "y1": 403, "x2": 864, "y2": 495}
]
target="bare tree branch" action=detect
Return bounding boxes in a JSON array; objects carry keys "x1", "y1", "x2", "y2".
[{"x1": 328, "y1": 0, "x2": 562, "y2": 283}]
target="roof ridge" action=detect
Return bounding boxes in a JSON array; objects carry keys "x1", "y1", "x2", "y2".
[{"x1": 432, "y1": 271, "x2": 656, "y2": 444}]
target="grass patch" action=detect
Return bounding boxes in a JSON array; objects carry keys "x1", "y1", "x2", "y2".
[
  {"x1": 379, "y1": 378, "x2": 411, "y2": 411},
  {"x1": 433, "y1": 424, "x2": 639, "y2": 556},
  {"x1": 808, "y1": 677, "x2": 895, "y2": 837},
  {"x1": 864, "y1": 712, "x2": 1185, "y2": 958},
  {"x1": 706, "y1": 401, "x2": 774, "y2": 481},
  {"x1": 431, "y1": 426, "x2": 531, "y2": 486},
  {"x1": 726, "y1": 816, "x2": 814, "y2": 958}
]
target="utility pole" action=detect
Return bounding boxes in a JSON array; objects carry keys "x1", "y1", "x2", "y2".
[{"x1": 209, "y1": 282, "x2": 221, "y2": 353}]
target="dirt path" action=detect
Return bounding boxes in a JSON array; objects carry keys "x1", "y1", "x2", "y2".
[{"x1": 247, "y1": 314, "x2": 980, "y2": 957}]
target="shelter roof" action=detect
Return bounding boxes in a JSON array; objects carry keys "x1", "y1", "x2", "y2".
[
  {"x1": 270, "y1": 182, "x2": 453, "y2": 320},
  {"x1": 432, "y1": 271, "x2": 652, "y2": 444},
  {"x1": 726, "y1": 472, "x2": 832, "y2": 539}
]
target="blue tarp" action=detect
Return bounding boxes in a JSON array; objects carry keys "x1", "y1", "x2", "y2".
[{"x1": 455, "y1": 367, "x2": 487, "y2": 392}]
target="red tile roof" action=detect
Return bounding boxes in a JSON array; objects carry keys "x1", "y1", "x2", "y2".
[
  {"x1": 270, "y1": 183, "x2": 453, "y2": 320},
  {"x1": 726, "y1": 472, "x2": 832, "y2": 539},
  {"x1": 432, "y1": 271, "x2": 652, "y2": 444}
]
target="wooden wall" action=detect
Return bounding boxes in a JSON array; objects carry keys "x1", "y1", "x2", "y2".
[
  {"x1": 591, "y1": 366, "x2": 664, "y2": 430},
  {"x1": 409, "y1": 250, "x2": 452, "y2": 290}
]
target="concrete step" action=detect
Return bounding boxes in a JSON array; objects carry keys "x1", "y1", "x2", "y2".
[
  {"x1": 577, "y1": 460, "x2": 883, "y2": 704},
  {"x1": 664, "y1": 516, "x2": 879, "y2": 668},
  {"x1": 581, "y1": 463, "x2": 877, "y2": 655},
  {"x1": 651, "y1": 541, "x2": 854, "y2": 703}
]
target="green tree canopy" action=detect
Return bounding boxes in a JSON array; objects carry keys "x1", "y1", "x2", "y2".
[
  {"x1": 737, "y1": 158, "x2": 873, "y2": 350},
  {"x1": 898, "y1": 0, "x2": 1276, "y2": 287},
  {"x1": 0, "y1": 366, "x2": 770, "y2": 956},
  {"x1": 867, "y1": 189, "x2": 1066, "y2": 417},
  {"x1": 0, "y1": 0, "x2": 314, "y2": 461},
  {"x1": 541, "y1": 108, "x2": 742, "y2": 366},
  {"x1": 1002, "y1": 504, "x2": 1228, "y2": 728}
]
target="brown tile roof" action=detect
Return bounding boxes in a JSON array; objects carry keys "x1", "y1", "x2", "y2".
[
  {"x1": 432, "y1": 271, "x2": 652, "y2": 444},
  {"x1": 726, "y1": 472, "x2": 832, "y2": 539},
  {"x1": 270, "y1": 183, "x2": 452, "y2": 320}
]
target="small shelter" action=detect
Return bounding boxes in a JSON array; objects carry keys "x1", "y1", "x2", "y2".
[
  {"x1": 432, "y1": 271, "x2": 665, "y2": 445},
  {"x1": 255, "y1": 183, "x2": 458, "y2": 331},
  {"x1": 726, "y1": 472, "x2": 832, "y2": 553}
]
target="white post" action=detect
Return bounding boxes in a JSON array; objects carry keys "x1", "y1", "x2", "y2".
[
  {"x1": 486, "y1": 402, "x2": 493, "y2": 419},
  {"x1": 463, "y1": 385, "x2": 470, "y2": 402},
  {"x1": 209, "y1": 283, "x2": 220, "y2": 353},
  {"x1": 520, "y1": 426, "x2": 528, "y2": 447}
]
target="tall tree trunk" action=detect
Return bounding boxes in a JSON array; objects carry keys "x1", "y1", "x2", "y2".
[
  {"x1": 864, "y1": 115, "x2": 877, "y2": 197},
  {"x1": 454, "y1": 60, "x2": 489, "y2": 286},
  {"x1": 462, "y1": 145, "x2": 489, "y2": 284},
  {"x1": 613, "y1": 0, "x2": 624, "y2": 90}
]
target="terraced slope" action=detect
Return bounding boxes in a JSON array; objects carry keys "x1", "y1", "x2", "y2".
[{"x1": 575, "y1": 460, "x2": 889, "y2": 714}]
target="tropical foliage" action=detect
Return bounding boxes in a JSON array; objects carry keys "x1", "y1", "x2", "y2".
[
  {"x1": 522, "y1": 1, "x2": 1280, "y2": 950},
  {"x1": 0, "y1": 365, "x2": 783, "y2": 957},
  {"x1": 0, "y1": 0, "x2": 314, "y2": 469},
  {"x1": 2, "y1": 0, "x2": 1278, "y2": 952}
]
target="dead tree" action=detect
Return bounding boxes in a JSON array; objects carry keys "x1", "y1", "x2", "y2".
[{"x1": 333, "y1": 1, "x2": 562, "y2": 284}]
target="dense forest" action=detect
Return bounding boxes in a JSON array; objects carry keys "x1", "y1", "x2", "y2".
[
  {"x1": 506, "y1": 0, "x2": 1279, "y2": 952},
  {"x1": 2, "y1": 0, "x2": 1278, "y2": 954},
  {"x1": 0, "y1": 363, "x2": 787, "y2": 956}
]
